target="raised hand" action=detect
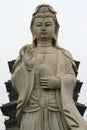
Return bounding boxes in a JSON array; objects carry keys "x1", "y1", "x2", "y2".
[{"x1": 22, "y1": 47, "x2": 35, "y2": 69}]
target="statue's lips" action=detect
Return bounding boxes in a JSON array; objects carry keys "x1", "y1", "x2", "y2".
[{"x1": 40, "y1": 32, "x2": 48, "y2": 35}]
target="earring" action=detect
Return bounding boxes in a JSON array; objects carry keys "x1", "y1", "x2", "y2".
[
  {"x1": 52, "y1": 35, "x2": 56, "y2": 46},
  {"x1": 33, "y1": 38, "x2": 37, "y2": 46}
]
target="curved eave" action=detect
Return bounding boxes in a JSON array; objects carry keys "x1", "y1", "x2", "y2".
[
  {"x1": 8, "y1": 60, "x2": 16, "y2": 73},
  {"x1": 0, "y1": 101, "x2": 17, "y2": 117},
  {"x1": 76, "y1": 103, "x2": 87, "y2": 116},
  {"x1": 74, "y1": 60, "x2": 80, "y2": 70},
  {"x1": 74, "y1": 80, "x2": 83, "y2": 94}
]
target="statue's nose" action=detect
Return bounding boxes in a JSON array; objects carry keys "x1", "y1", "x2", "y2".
[{"x1": 41, "y1": 25, "x2": 46, "y2": 31}]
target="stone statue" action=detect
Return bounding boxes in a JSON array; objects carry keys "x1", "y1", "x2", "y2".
[{"x1": 11, "y1": 4, "x2": 87, "y2": 130}]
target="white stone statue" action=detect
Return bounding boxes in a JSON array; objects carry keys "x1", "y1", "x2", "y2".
[{"x1": 11, "y1": 4, "x2": 87, "y2": 130}]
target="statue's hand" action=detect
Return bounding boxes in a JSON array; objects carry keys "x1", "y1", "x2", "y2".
[{"x1": 40, "y1": 76, "x2": 61, "y2": 89}]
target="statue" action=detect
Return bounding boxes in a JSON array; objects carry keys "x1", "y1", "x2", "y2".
[{"x1": 11, "y1": 4, "x2": 87, "y2": 130}]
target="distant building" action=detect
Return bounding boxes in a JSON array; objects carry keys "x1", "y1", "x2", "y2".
[{"x1": 1, "y1": 60, "x2": 87, "y2": 129}]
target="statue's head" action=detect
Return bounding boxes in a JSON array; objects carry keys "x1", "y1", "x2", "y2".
[{"x1": 30, "y1": 4, "x2": 59, "y2": 46}]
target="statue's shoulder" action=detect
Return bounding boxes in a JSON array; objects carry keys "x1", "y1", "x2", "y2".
[
  {"x1": 57, "y1": 46, "x2": 73, "y2": 60},
  {"x1": 57, "y1": 46, "x2": 78, "y2": 76}
]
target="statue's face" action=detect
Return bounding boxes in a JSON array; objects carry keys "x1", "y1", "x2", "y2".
[{"x1": 33, "y1": 17, "x2": 55, "y2": 41}]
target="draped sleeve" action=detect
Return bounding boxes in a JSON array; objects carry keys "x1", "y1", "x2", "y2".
[
  {"x1": 60, "y1": 49, "x2": 87, "y2": 130},
  {"x1": 11, "y1": 44, "x2": 35, "y2": 123}
]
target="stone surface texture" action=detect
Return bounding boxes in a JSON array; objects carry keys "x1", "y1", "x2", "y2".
[{"x1": 11, "y1": 4, "x2": 87, "y2": 130}]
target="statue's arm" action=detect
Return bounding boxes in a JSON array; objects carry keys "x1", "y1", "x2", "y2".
[
  {"x1": 11, "y1": 51, "x2": 28, "y2": 95},
  {"x1": 11, "y1": 44, "x2": 34, "y2": 94},
  {"x1": 61, "y1": 54, "x2": 77, "y2": 97},
  {"x1": 11, "y1": 63, "x2": 27, "y2": 94}
]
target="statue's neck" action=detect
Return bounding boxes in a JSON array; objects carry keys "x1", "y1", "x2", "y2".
[
  {"x1": 35, "y1": 40, "x2": 57, "y2": 53},
  {"x1": 37, "y1": 40, "x2": 52, "y2": 47}
]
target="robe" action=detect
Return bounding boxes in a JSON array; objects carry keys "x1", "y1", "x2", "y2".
[{"x1": 11, "y1": 44, "x2": 87, "y2": 130}]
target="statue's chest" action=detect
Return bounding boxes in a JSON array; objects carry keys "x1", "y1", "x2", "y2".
[
  {"x1": 34, "y1": 51, "x2": 58, "y2": 75},
  {"x1": 26, "y1": 51, "x2": 59, "y2": 110}
]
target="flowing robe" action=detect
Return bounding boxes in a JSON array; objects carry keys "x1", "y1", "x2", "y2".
[{"x1": 11, "y1": 44, "x2": 87, "y2": 130}]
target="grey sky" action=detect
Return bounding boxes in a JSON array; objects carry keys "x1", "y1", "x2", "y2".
[{"x1": 0, "y1": 0, "x2": 87, "y2": 129}]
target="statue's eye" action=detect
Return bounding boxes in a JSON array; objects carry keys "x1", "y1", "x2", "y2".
[
  {"x1": 36, "y1": 22, "x2": 42, "y2": 27},
  {"x1": 45, "y1": 22, "x2": 52, "y2": 26}
]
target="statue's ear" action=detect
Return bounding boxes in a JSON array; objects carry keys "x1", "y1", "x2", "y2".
[
  {"x1": 30, "y1": 26, "x2": 37, "y2": 46},
  {"x1": 54, "y1": 21, "x2": 60, "y2": 41}
]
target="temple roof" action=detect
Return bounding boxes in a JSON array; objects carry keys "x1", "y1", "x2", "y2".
[
  {"x1": 1, "y1": 101, "x2": 17, "y2": 117},
  {"x1": 74, "y1": 60, "x2": 80, "y2": 70},
  {"x1": 8, "y1": 60, "x2": 15, "y2": 73},
  {"x1": 76, "y1": 103, "x2": 87, "y2": 116},
  {"x1": 74, "y1": 80, "x2": 83, "y2": 94}
]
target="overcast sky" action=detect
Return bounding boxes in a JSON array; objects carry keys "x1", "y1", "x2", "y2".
[{"x1": 0, "y1": 0, "x2": 87, "y2": 129}]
